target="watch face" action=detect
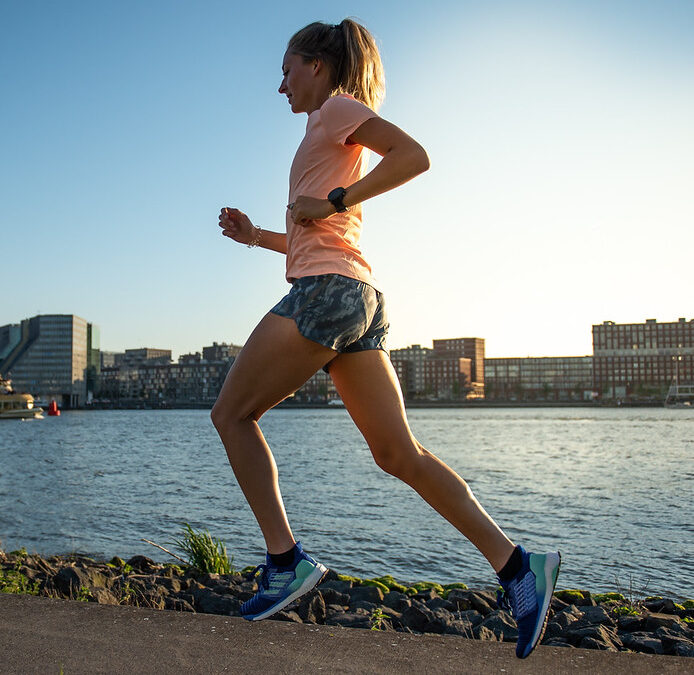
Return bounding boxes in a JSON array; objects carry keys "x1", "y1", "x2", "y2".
[{"x1": 328, "y1": 187, "x2": 347, "y2": 212}]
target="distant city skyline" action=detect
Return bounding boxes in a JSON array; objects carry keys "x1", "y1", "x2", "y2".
[
  {"x1": 4, "y1": 311, "x2": 692, "y2": 362},
  {"x1": 3, "y1": 1, "x2": 692, "y2": 360}
]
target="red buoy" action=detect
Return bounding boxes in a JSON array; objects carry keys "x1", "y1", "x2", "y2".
[{"x1": 48, "y1": 400, "x2": 61, "y2": 416}]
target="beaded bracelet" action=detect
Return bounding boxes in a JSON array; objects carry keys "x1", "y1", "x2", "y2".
[{"x1": 247, "y1": 226, "x2": 262, "y2": 248}]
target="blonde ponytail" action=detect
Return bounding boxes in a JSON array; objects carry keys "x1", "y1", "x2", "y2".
[{"x1": 287, "y1": 19, "x2": 385, "y2": 111}]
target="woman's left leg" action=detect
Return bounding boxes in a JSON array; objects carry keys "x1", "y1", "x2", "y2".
[{"x1": 328, "y1": 349, "x2": 515, "y2": 572}]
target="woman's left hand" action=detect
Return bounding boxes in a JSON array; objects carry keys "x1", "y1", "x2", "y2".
[{"x1": 287, "y1": 195, "x2": 335, "y2": 226}]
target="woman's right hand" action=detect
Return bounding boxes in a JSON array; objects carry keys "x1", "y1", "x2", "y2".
[{"x1": 218, "y1": 207, "x2": 255, "y2": 245}]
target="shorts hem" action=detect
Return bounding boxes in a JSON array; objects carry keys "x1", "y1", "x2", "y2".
[{"x1": 269, "y1": 309, "x2": 340, "y2": 352}]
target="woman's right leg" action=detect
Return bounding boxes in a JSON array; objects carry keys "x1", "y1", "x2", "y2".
[{"x1": 210, "y1": 312, "x2": 337, "y2": 553}]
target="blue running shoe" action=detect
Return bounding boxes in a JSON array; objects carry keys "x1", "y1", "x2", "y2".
[
  {"x1": 240, "y1": 542, "x2": 327, "y2": 621},
  {"x1": 497, "y1": 546, "x2": 561, "y2": 658}
]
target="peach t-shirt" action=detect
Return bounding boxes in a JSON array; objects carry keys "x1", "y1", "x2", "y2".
[{"x1": 285, "y1": 94, "x2": 379, "y2": 288}]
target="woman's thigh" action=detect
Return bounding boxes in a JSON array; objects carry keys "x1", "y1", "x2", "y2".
[
  {"x1": 328, "y1": 349, "x2": 416, "y2": 452},
  {"x1": 213, "y1": 312, "x2": 337, "y2": 421}
]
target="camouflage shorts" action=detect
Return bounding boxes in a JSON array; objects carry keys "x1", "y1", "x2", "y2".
[{"x1": 270, "y1": 274, "x2": 389, "y2": 359}]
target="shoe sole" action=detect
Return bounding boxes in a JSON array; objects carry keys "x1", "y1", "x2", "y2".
[
  {"x1": 243, "y1": 562, "x2": 328, "y2": 621},
  {"x1": 520, "y1": 551, "x2": 561, "y2": 659}
]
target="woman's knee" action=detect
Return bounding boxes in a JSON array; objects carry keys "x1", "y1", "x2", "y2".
[
  {"x1": 210, "y1": 398, "x2": 257, "y2": 434},
  {"x1": 370, "y1": 438, "x2": 426, "y2": 480}
]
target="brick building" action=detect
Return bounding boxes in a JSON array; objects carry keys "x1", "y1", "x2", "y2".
[{"x1": 592, "y1": 318, "x2": 694, "y2": 400}]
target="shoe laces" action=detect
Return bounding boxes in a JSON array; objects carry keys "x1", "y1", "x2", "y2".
[{"x1": 246, "y1": 563, "x2": 270, "y2": 590}]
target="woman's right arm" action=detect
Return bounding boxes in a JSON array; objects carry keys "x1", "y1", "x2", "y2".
[{"x1": 218, "y1": 207, "x2": 287, "y2": 255}]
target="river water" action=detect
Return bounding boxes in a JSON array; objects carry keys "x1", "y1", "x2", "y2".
[{"x1": 1, "y1": 407, "x2": 692, "y2": 599}]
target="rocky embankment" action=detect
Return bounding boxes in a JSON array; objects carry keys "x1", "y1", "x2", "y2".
[{"x1": 1, "y1": 549, "x2": 692, "y2": 657}]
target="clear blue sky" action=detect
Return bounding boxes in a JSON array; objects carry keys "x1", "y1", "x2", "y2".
[{"x1": 2, "y1": 0, "x2": 692, "y2": 358}]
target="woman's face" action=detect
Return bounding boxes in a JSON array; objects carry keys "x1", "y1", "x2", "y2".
[{"x1": 278, "y1": 51, "x2": 320, "y2": 114}]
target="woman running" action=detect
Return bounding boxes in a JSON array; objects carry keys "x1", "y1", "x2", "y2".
[{"x1": 212, "y1": 18, "x2": 560, "y2": 659}]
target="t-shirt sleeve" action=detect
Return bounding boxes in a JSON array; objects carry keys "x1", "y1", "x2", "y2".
[{"x1": 320, "y1": 95, "x2": 379, "y2": 146}]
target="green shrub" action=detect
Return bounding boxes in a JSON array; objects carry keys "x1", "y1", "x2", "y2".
[
  {"x1": 370, "y1": 607, "x2": 388, "y2": 631},
  {"x1": 0, "y1": 568, "x2": 39, "y2": 595},
  {"x1": 170, "y1": 523, "x2": 233, "y2": 575},
  {"x1": 613, "y1": 605, "x2": 640, "y2": 617},
  {"x1": 76, "y1": 586, "x2": 92, "y2": 602}
]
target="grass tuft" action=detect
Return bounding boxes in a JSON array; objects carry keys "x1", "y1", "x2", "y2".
[{"x1": 169, "y1": 523, "x2": 233, "y2": 575}]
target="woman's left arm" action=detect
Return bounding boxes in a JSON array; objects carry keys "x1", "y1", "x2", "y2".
[
  {"x1": 342, "y1": 117, "x2": 430, "y2": 207},
  {"x1": 288, "y1": 117, "x2": 429, "y2": 224}
]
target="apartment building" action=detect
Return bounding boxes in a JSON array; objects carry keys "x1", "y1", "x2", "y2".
[
  {"x1": 484, "y1": 356, "x2": 593, "y2": 401},
  {"x1": 593, "y1": 318, "x2": 694, "y2": 400}
]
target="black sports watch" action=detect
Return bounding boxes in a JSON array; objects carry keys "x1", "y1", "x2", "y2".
[{"x1": 327, "y1": 187, "x2": 348, "y2": 213}]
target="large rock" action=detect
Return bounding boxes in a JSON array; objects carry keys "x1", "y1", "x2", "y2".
[
  {"x1": 351, "y1": 600, "x2": 378, "y2": 613},
  {"x1": 573, "y1": 605, "x2": 616, "y2": 628},
  {"x1": 401, "y1": 605, "x2": 431, "y2": 633},
  {"x1": 444, "y1": 619, "x2": 475, "y2": 637},
  {"x1": 473, "y1": 625, "x2": 500, "y2": 641},
  {"x1": 383, "y1": 590, "x2": 411, "y2": 612},
  {"x1": 156, "y1": 576, "x2": 182, "y2": 594},
  {"x1": 297, "y1": 592, "x2": 326, "y2": 624},
  {"x1": 325, "y1": 611, "x2": 372, "y2": 629},
  {"x1": 478, "y1": 610, "x2": 518, "y2": 642},
  {"x1": 617, "y1": 615, "x2": 644, "y2": 632},
  {"x1": 453, "y1": 609, "x2": 484, "y2": 627},
  {"x1": 319, "y1": 587, "x2": 350, "y2": 607},
  {"x1": 643, "y1": 598, "x2": 679, "y2": 614},
  {"x1": 54, "y1": 566, "x2": 108, "y2": 597},
  {"x1": 655, "y1": 627, "x2": 694, "y2": 656},
  {"x1": 348, "y1": 585, "x2": 384, "y2": 605},
  {"x1": 317, "y1": 579, "x2": 352, "y2": 594},
  {"x1": 126, "y1": 555, "x2": 159, "y2": 574},
  {"x1": 423, "y1": 608, "x2": 453, "y2": 635},
  {"x1": 643, "y1": 612, "x2": 684, "y2": 631},
  {"x1": 446, "y1": 590, "x2": 495, "y2": 615},
  {"x1": 565, "y1": 624, "x2": 622, "y2": 650},
  {"x1": 620, "y1": 631, "x2": 664, "y2": 655},
  {"x1": 89, "y1": 588, "x2": 119, "y2": 605},
  {"x1": 412, "y1": 589, "x2": 438, "y2": 603},
  {"x1": 427, "y1": 596, "x2": 454, "y2": 612},
  {"x1": 467, "y1": 592, "x2": 496, "y2": 616}
]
